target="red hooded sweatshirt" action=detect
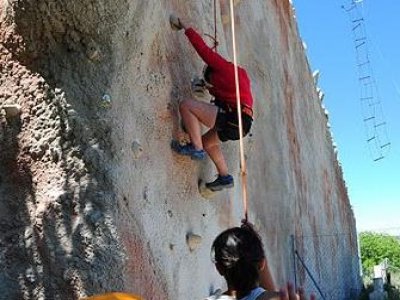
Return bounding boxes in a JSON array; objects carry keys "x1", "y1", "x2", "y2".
[{"x1": 185, "y1": 27, "x2": 254, "y2": 109}]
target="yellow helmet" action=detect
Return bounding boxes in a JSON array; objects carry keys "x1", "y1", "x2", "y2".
[{"x1": 81, "y1": 292, "x2": 143, "y2": 300}]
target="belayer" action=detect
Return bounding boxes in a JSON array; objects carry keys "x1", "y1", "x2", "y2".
[
  {"x1": 206, "y1": 221, "x2": 315, "y2": 299},
  {"x1": 170, "y1": 15, "x2": 254, "y2": 192}
]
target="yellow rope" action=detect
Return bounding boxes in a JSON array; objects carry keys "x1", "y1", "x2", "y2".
[{"x1": 229, "y1": 0, "x2": 249, "y2": 222}]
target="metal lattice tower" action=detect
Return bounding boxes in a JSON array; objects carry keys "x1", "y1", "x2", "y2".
[{"x1": 343, "y1": 1, "x2": 391, "y2": 161}]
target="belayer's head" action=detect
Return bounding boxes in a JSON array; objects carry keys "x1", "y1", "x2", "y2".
[{"x1": 211, "y1": 223, "x2": 266, "y2": 296}]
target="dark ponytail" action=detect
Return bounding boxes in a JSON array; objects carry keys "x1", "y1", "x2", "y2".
[{"x1": 211, "y1": 224, "x2": 265, "y2": 296}]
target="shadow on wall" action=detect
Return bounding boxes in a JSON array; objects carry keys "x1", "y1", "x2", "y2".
[
  {"x1": 0, "y1": 110, "x2": 36, "y2": 299},
  {"x1": 0, "y1": 0, "x2": 136, "y2": 299}
]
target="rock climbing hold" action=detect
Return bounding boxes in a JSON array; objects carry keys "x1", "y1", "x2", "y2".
[
  {"x1": 191, "y1": 76, "x2": 208, "y2": 99},
  {"x1": 87, "y1": 45, "x2": 102, "y2": 62},
  {"x1": 205, "y1": 289, "x2": 223, "y2": 300},
  {"x1": 100, "y1": 94, "x2": 111, "y2": 108},
  {"x1": 169, "y1": 14, "x2": 183, "y2": 31},
  {"x1": 131, "y1": 140, "x2": 143, "y2": 160},
  {"x1": 186, "y1": 233, "x2": 202, "y2": 252},
  {"x1": 2, "y1": 104, "x2": 21, "y2": 118},
  {"x1": 84, "y1": 37, "x2": 102, "y2": 62},
  {"x1": 198, "y1": 179, "x2": 216, "y2": 199}
]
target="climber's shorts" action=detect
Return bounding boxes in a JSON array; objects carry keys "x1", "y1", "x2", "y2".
[{"x1": 214, "y1": 100, "x2": 253, "y2": 142}]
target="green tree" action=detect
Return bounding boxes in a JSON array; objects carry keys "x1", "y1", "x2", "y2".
[{"x1": 359, "y1": 232, "x2": 400, "y2": 274}]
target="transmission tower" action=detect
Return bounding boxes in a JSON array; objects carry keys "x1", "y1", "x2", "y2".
[{"x1": 343, "y1": 0, "x2": 391, "y2": 161}]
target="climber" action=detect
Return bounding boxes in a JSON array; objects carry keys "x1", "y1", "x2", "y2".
[
  {"x1": 170, "y1": 15, "x2": 254, "y2": 192},
  {"x1": 208, "y1": 221, "x2": 315, "y2": 300}
]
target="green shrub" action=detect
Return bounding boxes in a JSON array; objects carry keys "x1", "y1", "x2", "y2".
[{"x1": 359, "y1": 232, "x2": 400, "y2": 274}]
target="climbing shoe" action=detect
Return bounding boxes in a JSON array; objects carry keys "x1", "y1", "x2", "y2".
[
  {"x1": 171, "y1": 140, "x2": 206, "y2": 160},
  {"x1": 206, "y1": 174, "x2": 234, "y2": 191}
]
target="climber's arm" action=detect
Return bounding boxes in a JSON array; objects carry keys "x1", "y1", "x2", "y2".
[
  {"x1": 170, "y1": 14, "x2": 227, "y2": 68},
  {"x1": 184, "y1": 27, "x2": 227, "y2": 69}
]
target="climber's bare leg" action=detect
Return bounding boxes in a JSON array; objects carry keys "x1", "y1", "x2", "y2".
[
  {"x1": 202, "y1": 128, "x2": 228, "y2": 176},
  {"x1": 179, "y1": 99, "x2": 218, "y2": 150}
]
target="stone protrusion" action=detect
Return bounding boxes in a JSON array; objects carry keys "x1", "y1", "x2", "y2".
[
  {"x1": 131, "y1": 140, "x2": 144, "y2": 160},
  {"x1": 86, "y1": 40, "x2": 102, "y2": 62},
  {"x1": 2, "y1": 104, "x2": 21, "y2": 118},
  {"x1": 186, "y1": 233, "x2": 202, "y2": 252},
  {"x1": 100, "y1": 94, "x2": 111, "y2": 108}
]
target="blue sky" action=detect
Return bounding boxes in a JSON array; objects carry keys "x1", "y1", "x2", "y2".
[{"x1": 293, "y1": 0, "x2": 400, "y2": 232}]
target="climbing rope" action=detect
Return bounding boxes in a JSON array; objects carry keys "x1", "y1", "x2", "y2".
[{"x1": 229, "y1": 0, "x2": 249, "y2": 222}]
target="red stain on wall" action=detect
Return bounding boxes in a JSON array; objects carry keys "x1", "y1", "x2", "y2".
[
  {"x1": 271, "y1": 0, "x2": 293, "y2": 52},
  {"x1": 323, "y1": 168, "x2": 334, "y2": 224},
  {"x1": 119, "y1": 225, "x2": 167, "y2": 300},
  {"x1": 283, "y1": 66, "x2": 305, "y2": 199},
  {"x1": 283, "y1": 65, "x2": 310, "y2": 252}
]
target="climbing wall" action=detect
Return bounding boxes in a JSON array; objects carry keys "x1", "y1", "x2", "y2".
[{"x1": 0, "y1": 0, "x2": 361, "y2": 299}]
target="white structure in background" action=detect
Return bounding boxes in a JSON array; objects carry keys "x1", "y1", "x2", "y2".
[{"x1": 373, "y1": 265, "x2": 385, "y2": 283}]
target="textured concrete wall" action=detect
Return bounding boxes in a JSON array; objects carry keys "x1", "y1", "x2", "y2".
[{"x1": 0, "y1": 0, "x2": 360, "y2": 299}]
